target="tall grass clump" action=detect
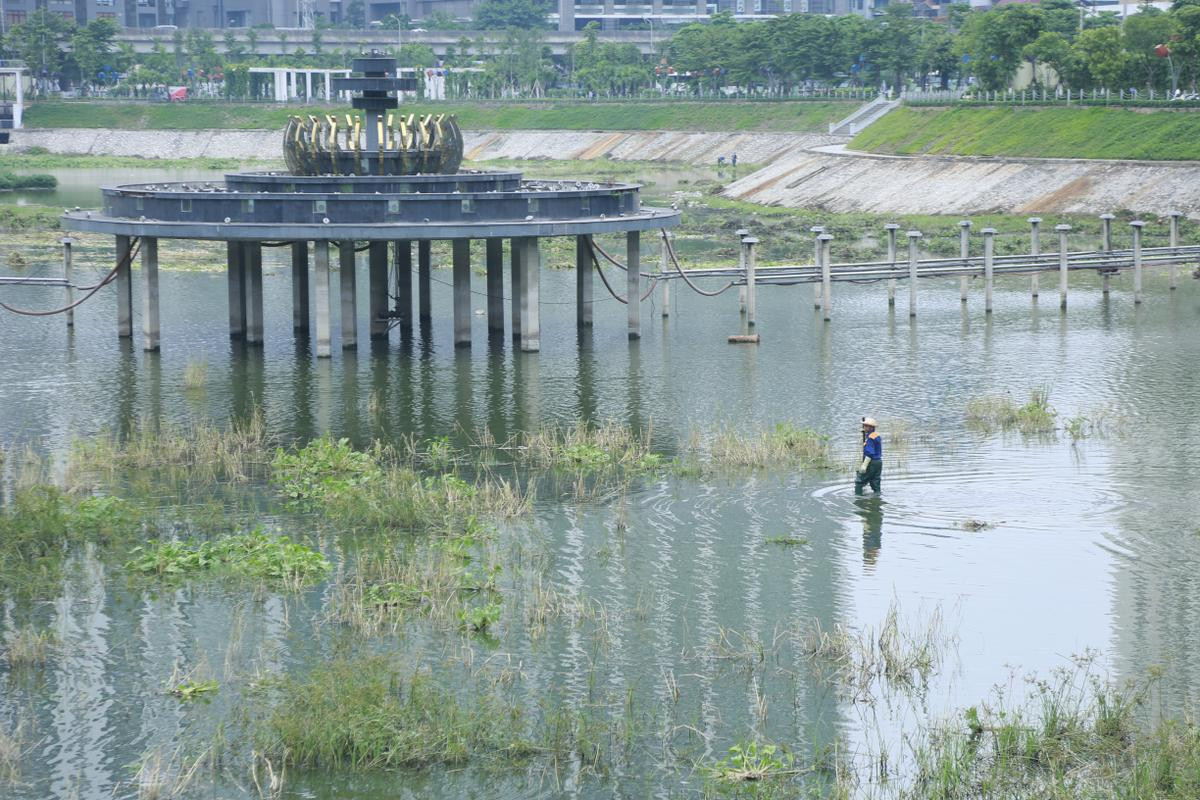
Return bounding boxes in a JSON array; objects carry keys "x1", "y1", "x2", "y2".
[
  {"x1": 516, "y1": 421, "x2": 662, "y2": 475},
  {"x1": 695, "y1": 423, "x2": 834, "y2": 471},
  {"x1": 182, "y1": 359, "x2": 208, "y2": 390},
  {"x1": 260, "y1": 656, "x2": 535, "y2": 769},
  {"x1": 0, "y1": 721, "x2": 23, "y2": 784},
  {"x1": 3, "y1": 624, "x2": 56, "y2": 668},
  {"x1": 966, "y1": 389, "x2": 1057, "y2": 435}
]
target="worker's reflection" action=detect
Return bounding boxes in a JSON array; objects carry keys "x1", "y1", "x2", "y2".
[{"x1": 855, "y1": 496, "x2": 884, "y2": 568}]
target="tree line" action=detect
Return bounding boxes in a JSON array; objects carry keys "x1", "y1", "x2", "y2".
[{"x1": 4, "y1": 1, "x2": 1200, "y2": 100}]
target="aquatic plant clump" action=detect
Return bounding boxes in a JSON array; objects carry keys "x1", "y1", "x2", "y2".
[
  {"x1": 966, "y1": 390, "x2": 1058, "y2": 435},
  {"x1": 125, "y1": 529, "x2": 330, "y2": 584},
  {"x1": 697, "y1": 423, "x2": 835, "y2": 471},
  {"x1": 516, "y1": 422, "x2": 663, "y2": 474},
  {"x1": 261, "y1": 656, "x2": 536, "y2": 769}
]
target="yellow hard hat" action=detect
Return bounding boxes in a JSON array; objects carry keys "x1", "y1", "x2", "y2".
[{"x1": 862, "y1": 417, "x2": 877, "y2": 428}]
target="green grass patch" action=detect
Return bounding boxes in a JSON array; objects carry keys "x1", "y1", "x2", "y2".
[
  {"x1": 25, "y1": 99, "x2": 857, "y2": 133},
  {"x1": 966, "y1": 389, "x2": 1058, "y2": 435},
  {"x1": 124, "y1": 529, "x2": 330, "y2": 584},
  {"x1": 0, "y1": 173, "x2": 55, "y2": 190},
  {"x1": 852, "y1": 106, "x2": 1200, "y2": 161},
  {"x1": 0, "y1": 206, "x2": 62, "y2": 231},
  {"x1": 6, "y1": 150, "x2": 273, "y2": 170},
  {"x1": 692, "y1": 423, "x2": 834, "y2": 472}
]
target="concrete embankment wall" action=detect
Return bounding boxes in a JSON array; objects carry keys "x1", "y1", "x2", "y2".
[
  {"x1": 724, "y1": 145, "x2": 1200, "y2": 217},
  {"x1": 8, "y1": 127, "x2": 838, "y2": 166}
]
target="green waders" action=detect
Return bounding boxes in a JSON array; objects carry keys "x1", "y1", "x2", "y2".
[{"x1": 855, "y1": 458, "x2": 882, "y2": 495}]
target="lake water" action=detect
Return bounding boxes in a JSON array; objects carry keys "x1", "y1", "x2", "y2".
[{"x1": 1, "y1": 182, "x2": 1198, "y2": 798}]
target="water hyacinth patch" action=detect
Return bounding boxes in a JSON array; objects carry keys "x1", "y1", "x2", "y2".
[{"x1": 125, "y1": 529, "x2": 330, "y2": 584}]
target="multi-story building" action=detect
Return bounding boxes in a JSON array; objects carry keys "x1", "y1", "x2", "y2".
[{"x1": 557, "y1": 0, "x2": 867, "y2": 31}]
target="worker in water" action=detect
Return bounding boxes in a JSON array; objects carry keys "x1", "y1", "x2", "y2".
[{"x1": 855, "y1": 417, "x2": 882, "y2": 495}]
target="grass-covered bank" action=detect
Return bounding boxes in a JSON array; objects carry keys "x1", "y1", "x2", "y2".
[
  {"x1": 22, "y1": 99, "x2": 857, "y2": 133},
  {"x1": 851, "y1": 106, "x2": 1200, "y2": 161}
]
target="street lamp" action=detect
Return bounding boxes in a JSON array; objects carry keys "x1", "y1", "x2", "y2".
[{"x1": 643, "y1": 15, "x2": 654, "y2": 55}]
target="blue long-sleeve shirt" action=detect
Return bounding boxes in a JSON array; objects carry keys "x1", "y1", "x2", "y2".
[{"x1": 863, "y1": 432, "x2": 882, "y2": 461}]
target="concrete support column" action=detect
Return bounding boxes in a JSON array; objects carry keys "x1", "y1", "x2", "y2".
[
  {"x1": 486, "y1": 238, "x2": 504, "y2": 333},
  {"x1": 1131, "y1": 220, "x2": 1145, "y2": 305},
  {"x1": 368, "y1": 241, "x2": 388, "y2": 339},
  {"x1": 1169, "y1": 211, "x2": 1181, "y2": 290},
  {"x1": 575, "y1": 234, "x2": 592, "y2": 327},
  {"x1": 452, "y1": 239, "x2": 472, "y2": 348},
  {"x1": 314, "y1": 240, "x2": 332, "y2": 357},
  {"x1": 339, "y1": 240, "x2": 357, "y2": 349},
  {"x1": 819, "y1": 233, "x2": 833, "y2": 321},
  {"x1": 245, "y1": 242, "x2": 264, "y2": 345},
  {"x1": 810, "y1": 226, "x2": 824, "y2": 309},
  {"x1": 1055, "y1": 224, "x2": 1071, "y2": 310},
  {"x1": 982, "y1": 227, "x2": 996, "y2": 314},
  {"x1": 627, "y1": 231, "x2": 641, "y2": 340},
  {"x1": 227, "y1": 240, "x2": 245, "y2": 337},
  {"x1": 292, "y1": 241, "x2": 310, "y2": 332},
  {"x1": 907, "y1": 231, "x2": 922, "y2": 318},
  {"x1": 558, "y1": 0, "x2": 575, "y2": 32},
  {"x1": 519, "y1": 237, "x2": 540, "y2": 352},
  {"x1": 660, "y1": 230, "x2": 670, "y2": 317},
  {"x1": 61, "y1": 237, "x2": 74, "y2": 328},
  {"x1": 116, "y1": 235, "x2": 133, "y2": 338},
  {"x1": 1028, "y1": 217, "x2": 1042, "y2": 298},
  {"x1": 1099, "y1": 213, "x2": 1114, "y2": 296},
  {"x1": 394, "y1": 240, "x2": 412, "y2": 330},
  {"x1": 141, "y1": 237, "x2": 160, "y2": 351},
  {"x1": 511, "y1": 238, "x2": 523, "y2": 340},
  {"x1": 958, "y1": 220, "x2": 971, "y2": 303},
  {"x1": 885, "y1": 223, "x2": 899, "y2": 306},
  {"x1": 743, "y1": 235, "x2": 759, "y2": 326},
  {"x1": 417, "y1": 240, "x2": 432, "y2": 323},
  {"x1": 736, "y1": 227, "x2": 749, "y2": 313}
]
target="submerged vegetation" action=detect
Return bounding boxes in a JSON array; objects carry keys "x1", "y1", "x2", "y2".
[{"x1": 125, "y1": 530, "x2": 330, "y2": 585}]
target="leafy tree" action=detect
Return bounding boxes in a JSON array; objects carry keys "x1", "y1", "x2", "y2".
[
  {"x1": 71, "y1": 18, "x2": 119, "y2": 88},
  {"x1": 961, "y1": 3, "x2": 1044, "y2": 89},
  {"x1": 1023, "y1": 30, "x2": 1077, "y2": 89},
  {"x1": 346, "y1": 0, "x2": 366, "y2": 29},
  {"x1": 1124, "y1": 8, "x2": 1176, "y2": 91},
  {"x1": 1040, "y1": 0, "x2": 1081, "y2": 39},
  {"x1": 918, "y1": 25, "x2": 959, "y2": 88},
  {"x1": 4, "y1": 10, "x2": 75, "y2": 91},
  {"x1": 474, "y1": 0, "x2": 549, "y2": 30},
  {"x1": 1072, "y1": 25, "x2": 1128, "y2": 88}
]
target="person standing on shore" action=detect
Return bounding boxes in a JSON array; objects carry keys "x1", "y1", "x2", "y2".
[{"x1": 855, "y1": 417, "x2": 882, "y2": 495}]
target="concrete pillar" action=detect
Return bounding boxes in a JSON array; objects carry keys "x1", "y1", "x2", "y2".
[
  {"x1": 810, "y1": 226, "x2": 824, "y2": 309},
  {"x1": 314, "y1": 240, "x2": 332, "y2": 357},
  {"x1": 394, "y1": 240, "x2": 412, "y2": 330},
  {"x1": 417, "y1": 240, "x2": 432, "y2": 324},
  {"x1": 907, "y1": 231, "x2": 921, "y2": 318},
  {"x1": 369, "y1": 241, "x2": 388, "y2": 339},
  {"x1": 627, "y1": 231, "x2": 641, "y2": 340},
  {"x1": 245, "y1": 242, "x2": 264, "y2": 345},
  {"x1": 339, "y1": 240, "x2": 357, "y2": 349},
  {"x1": 61, "y1": 237, "x2": 74, "y2": 328},
  {"x1": 1055, "y1": 224, "x2": 1071, "y2": 310},
  {"x1": 511, "y1": 237, "x2": 523, "y2": 340},
  {"x1": 227, "y1": 240, "x2": 245, "y2": 337},
  {"x1": 1169, "y1": 211, "x2": 1181, "y2": 290},
  {"x1": 1100, "y1": 213, "x2": 1114, "y2": 296},
  {"x1": 519, "y1": 237, "x2": 540, "y2": 352},
  {"x1": 958, "y1": 220, "x2": 971, "y2": 302},
  {"x1": 1028, "y1": 217, "x2": 1042, "y2": 298},
  {"x1": 982, "y1": 227, "x2": 996, "y2": 314},
  {"x1": 818, "y1": 233, "x2": 832, "y2": 321},
  {"x1": 292, "y1": 241, "x2": 310, "y2": 332},
  {"x1": 486, "y1": 238, "x2": 504, "y2": 333},
  {"x1": 116, "y1": 235, "x2": 133, "y2": 338},
  {"x1": 660, "y1": 230, "x2": 670, "y2": 317},
  {"x1": 575, "y1": 234, "x2": 592, "y2": 327},
  {"x1": 885, "y1": 223, "x2": 899, "y2": 306},
  {"x1": 736, "y1": 227, "x2": 749, "y2": 313},
  {"x1": 743, "y1": 235, "x2": 759, "y2": 326},
  {"x1": 141, "y1": 237, "x2": 160, "y2": 351},
  {"x1": 1131, "y1": 220, "x2": 1145, "y2": 305},
  {"x1": 558, "y1": 0, "x2": 575, "y2": 32},
  {"x1": 452, "y1": 239, "x2": 471, "y2": 348}
]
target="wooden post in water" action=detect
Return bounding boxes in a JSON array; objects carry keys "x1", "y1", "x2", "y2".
[
  {"x1": 1099, "y1": 214, "x2": 1114, "y2": 296},
  {"x1": 660, "y1": 230, "x2": 670, "y2": 317},
  {"x1": 982, "y1": 228, "x2": 996, "y2": 313},
  {"x1": 958, "y1": 220, "x2": 971, "y2": 302},
  {"x1": 1130, "y1": 220, "x2": 1145, "y2": 305},
  {"x1": 743, "y1": 235, "x2": 759, "y2": 327},
  {"x1": 735, "y1": 228, "x2": 749, "y2": 313},
  {"x1": 907, "y1": 231, "x2": 922, "y2": 318},
  {"x1": 1055, "y1": 224, "x2": 1071, "y2": 310},
  {"x1": 1169, "y1": 211, "x2": 1181, "y2": 290},
  {"x1": 810, "y1": 226, "x2": 824, "y2": 309},
  {"x1": 885, "y1": 223, "x2": 900, "y2": 306},
  {"x1": 314, "y1": 240, "x2": 332, "y2": 357},
  {"x1": 61, "y1": 237, "x2": 73, "y2": 329},
  {"x1": 819, "y1": 233, "x2": 834, "y2": 321},
  {"x1": 1028, "y1": 218, "x2": 1042, "y2": 298}
]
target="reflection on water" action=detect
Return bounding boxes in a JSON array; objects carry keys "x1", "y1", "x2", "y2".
[
  {"x1": 0, "y1": 241, "x2": 1198, "y2": 797},
  {"x1": 1, "y1": 167, "x2": 236, "y2": 208}
]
